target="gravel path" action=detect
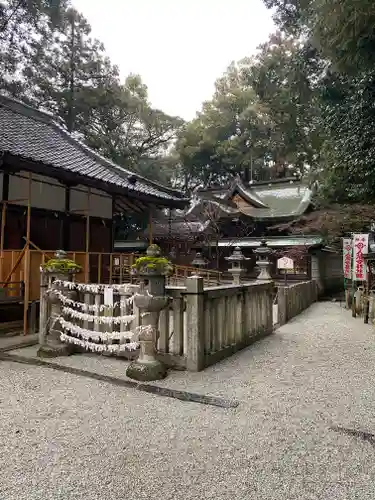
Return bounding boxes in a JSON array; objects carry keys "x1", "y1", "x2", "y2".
[{"x1": 2, "y1": 302, "x2": 375, "y2": 499}]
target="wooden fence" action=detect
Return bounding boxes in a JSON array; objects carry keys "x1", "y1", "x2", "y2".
[
  {"x1": 0, "y1": 249, "x2": 222, "y2": 303},
  {"x1": 277, "y1": 280, "x2": 318, "y2": 326}
]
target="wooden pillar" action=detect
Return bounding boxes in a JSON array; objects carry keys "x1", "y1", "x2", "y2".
[
  {"x1": 0, "y1": 202, "x2": 6, "y2": 282},
  {"x1": 62, "y1": 185, "x2": 70, "y2": 250},
  {"x1": 0, "y1": 172, "x2": 9, "y2": 280},
  {"x1": 148, "y1": 208, "x2": 153, "y2": 245},
  {"x1": 307, "y1": 254, "x2": 312, "y2": 280},
  {"x1": 23, "y1": 172, "x2": 32, "y2": 335},
  {"x1": 2, "y1": 172, "x2": 9, "y2": 202},
  {"x1": 110, "y1": 196, "x2": 116, "y2": 252}
]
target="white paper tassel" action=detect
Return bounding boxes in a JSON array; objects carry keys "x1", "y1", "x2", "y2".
[
  {"x1": 52, "y1": 290, "x2": 133, "y2": 312},
  {"x1": 59, "y1": 318, "x2": 137, "y2": 343},
  {"x1": 60, "y1": 333, "x2": 139, "y2": 353},
  {"x1": 62, "y1": 307, "x2": 134, "y2": 325},
  {"x1": 54, "y1": 280, "x2": 136, "y2": 294}
]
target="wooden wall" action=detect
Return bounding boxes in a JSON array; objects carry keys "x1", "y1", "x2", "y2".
[
  {"x1": 8, "y1": 172, "x2": 112, "y2": 218},
  {"x1": 2, "y1": 205, "x2": 112, "y2": 252},
  {"x1": 2, "y1": 171, "x2": 113, "y2": 252}
]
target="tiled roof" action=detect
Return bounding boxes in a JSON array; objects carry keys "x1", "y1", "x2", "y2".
[
  {"x1": 0, "y1": 94, "x2": 186, "y2": 207},
  {"x1": 141, "y1": 210, "x2": 212, "y2": 240},
  {"x1": 198, "y1": 176, "x2": 268, "y2": 209},
  {"x1": 145, "y1": 219, "x2": 212, "y2": 240},
  {"x1": 207, "y1": 236, "x2": 323, "y2": 247},
  {"x1": 186, "y1": 195, "x2": 241, "y2": 218},
  {"x1": 198, "y1": 177, "x2": 314, "y2": 219},
  {"x1": 243, "y1": 181, "x2": 313, "y2": 218}
]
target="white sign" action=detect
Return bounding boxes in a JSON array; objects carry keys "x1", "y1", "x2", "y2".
[
  {"x1": 353, "y1": 233, "x2": 369, "y2": 281},
  {"x1": 103, "y1": 287, "x2": 114, "y2": 307},
  {"x1": 277, "y1": 257, "x2": 294, "y2": 270}
]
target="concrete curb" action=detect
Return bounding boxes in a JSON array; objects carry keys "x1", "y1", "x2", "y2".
[
  {"x1": 0, "y1": 336, "x2": 38, "y2": 353},
  {"x1": 0, "y1": 352, "x2": 239, "y2": 409}
]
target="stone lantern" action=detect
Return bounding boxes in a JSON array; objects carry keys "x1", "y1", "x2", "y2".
[
  {"x1": 191, "y1": 251, "x2": 208, "y2": 274},
  {"x1": 126, "y1": 245, "x2": 170, "y2": 381},
  {"x1": 254, "y1": 239, "x2": 273, "y2": 281},
  {"x1": 225, "y1": 247, "x2": 249, "y2": 284},
  {"x1": 37, "y1": 250, "x2": 80, "y2": 358}
]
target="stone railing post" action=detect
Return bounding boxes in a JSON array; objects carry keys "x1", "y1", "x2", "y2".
[
  {"x1": 37, "y1": 250, "x2": 79, "y2": 358},
  {"x1": 126, "y1": 245, "x2": 169, "y2": 381},
  {"x1": 38, "y1": 270, "x2": 49, "y2": 347},
  {"x1": 265, "y1": 284, "x2": 274, "y2": 334},
  {"x1": 38, "y1": 278, "x2": 75, "y2": 358},
  {"x1": 277, "y1": 286, "x2": 288, "y2": 326},
  {"x1": 185, "y1": 276, "x2": 205, "y2": 371}
]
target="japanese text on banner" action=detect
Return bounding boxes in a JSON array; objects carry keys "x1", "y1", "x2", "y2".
[
  {"x1": 353, "y1": 234, "x2": 369, "y2": 281},
  {"x1": 342, "y1": 238, "x2": 352, "y2": 279}
]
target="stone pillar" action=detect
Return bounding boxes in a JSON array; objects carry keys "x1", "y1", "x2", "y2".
[
  {"x1": 185, "y1": 276, "x2": 205, "y2": 371},
  {"x1": 38, "y1": 271, "x2": 49, "y2": 347},
  {"x1": 277, "y1": 286, "x2": 288, "y2": 326},
  {"x1": 126, "y1": 245, "x2": 170, "y2": 381},
  {"x1": 37, "y1": 250, "x2": 79, "y2": 358}
]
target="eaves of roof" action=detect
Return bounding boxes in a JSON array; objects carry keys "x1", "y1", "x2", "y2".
[{"x1": 0, "y1": 94, "x2": 188, "y2": 209}]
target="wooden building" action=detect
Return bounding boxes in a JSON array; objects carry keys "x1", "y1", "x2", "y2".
[
  {"x1": 117, "y1": 175, "x2": 343, "y2": 288},
  {"x1": 0, "y1": 94, "x2": 187, "y2": 329}
]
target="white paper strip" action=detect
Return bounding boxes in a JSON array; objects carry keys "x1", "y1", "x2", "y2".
[{"x1": 104, "y1": 286, "x2": 114, "y2": 306}]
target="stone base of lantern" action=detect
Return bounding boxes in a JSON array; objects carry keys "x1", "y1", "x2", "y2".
[
  {"x1": 256, "y1": 263, "x2": 272, "y2": 281},
  {"x1": 126, "y1": 359, "x2": 167, "y2": 382},
  {"x1": 37, "y1": 342, "x2": 74, "y2": 358}
]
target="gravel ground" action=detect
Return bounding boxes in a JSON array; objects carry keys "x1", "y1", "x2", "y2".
[{"x1": 2, "y1": 302, "x2": 375, "y2": 499}]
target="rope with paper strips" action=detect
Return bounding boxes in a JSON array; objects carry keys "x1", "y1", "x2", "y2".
[{"x1": 49, "y1": 280, "x2": 146, "y2": 354}]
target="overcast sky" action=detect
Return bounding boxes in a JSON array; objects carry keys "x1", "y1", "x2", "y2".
[{"x1": 72, "y1": 0, "x2": 275, "y2": 120}]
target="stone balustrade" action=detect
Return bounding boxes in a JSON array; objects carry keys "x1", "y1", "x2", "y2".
[
  {"x1": 277, "y1": 280, "x2": 318, "y2": 326},
  {"x1": 157, "y1": 277, "x2": 274, "y2": 371}
]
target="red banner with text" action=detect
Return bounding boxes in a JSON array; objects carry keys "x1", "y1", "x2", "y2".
[{"x1": 353, "y1": 234, "x2": 368, "y2": 281}]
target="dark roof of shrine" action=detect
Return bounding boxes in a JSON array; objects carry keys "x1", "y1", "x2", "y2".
[
  {"x1": 0, "y1": 94, "x2": 187, "y2": 208},
  {"x1": 143, "y1": 211, "x2": 214, "y2": 241},
  {"x1": 197, "y1": 176, "x2": 315, "y2": 220}
]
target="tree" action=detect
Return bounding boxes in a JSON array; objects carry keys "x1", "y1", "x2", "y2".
[
  {"x1": 244, "y1": 33, "x2": 323, "y2": 177},
  {"x1": 0, "y1": 0, "x2": 67, "y2": 33},
  {"x1": 82, "y1": 75, "x2": 184, "y2": 172},
  {"x1": 264, "y1": 0, "x2": 375, "y2": 74},
  {"x1": 0, "y1": 0, "x2": 68, "y2": 97},
  {"x1": 175, "y1": 61, "x2": 273, "y2": 189},
  {"x1": 0, "y1": 1, "x2": 183, "y2": 185},
  {"x1": 272, "y1": 203, "x2": 375, "y2": 246},
  {"x1": 317, "y1": 69, "x2": 375, "y2": 204},
  {"x1": 20, "y1": 7, "x2": 118, "y2": 132},
  {"x1": 175, "y1": 33, "x2": 322, "y2": 188},
  {"x1": 262, "y1": 0, "x2": 375, "y2": 205}
]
